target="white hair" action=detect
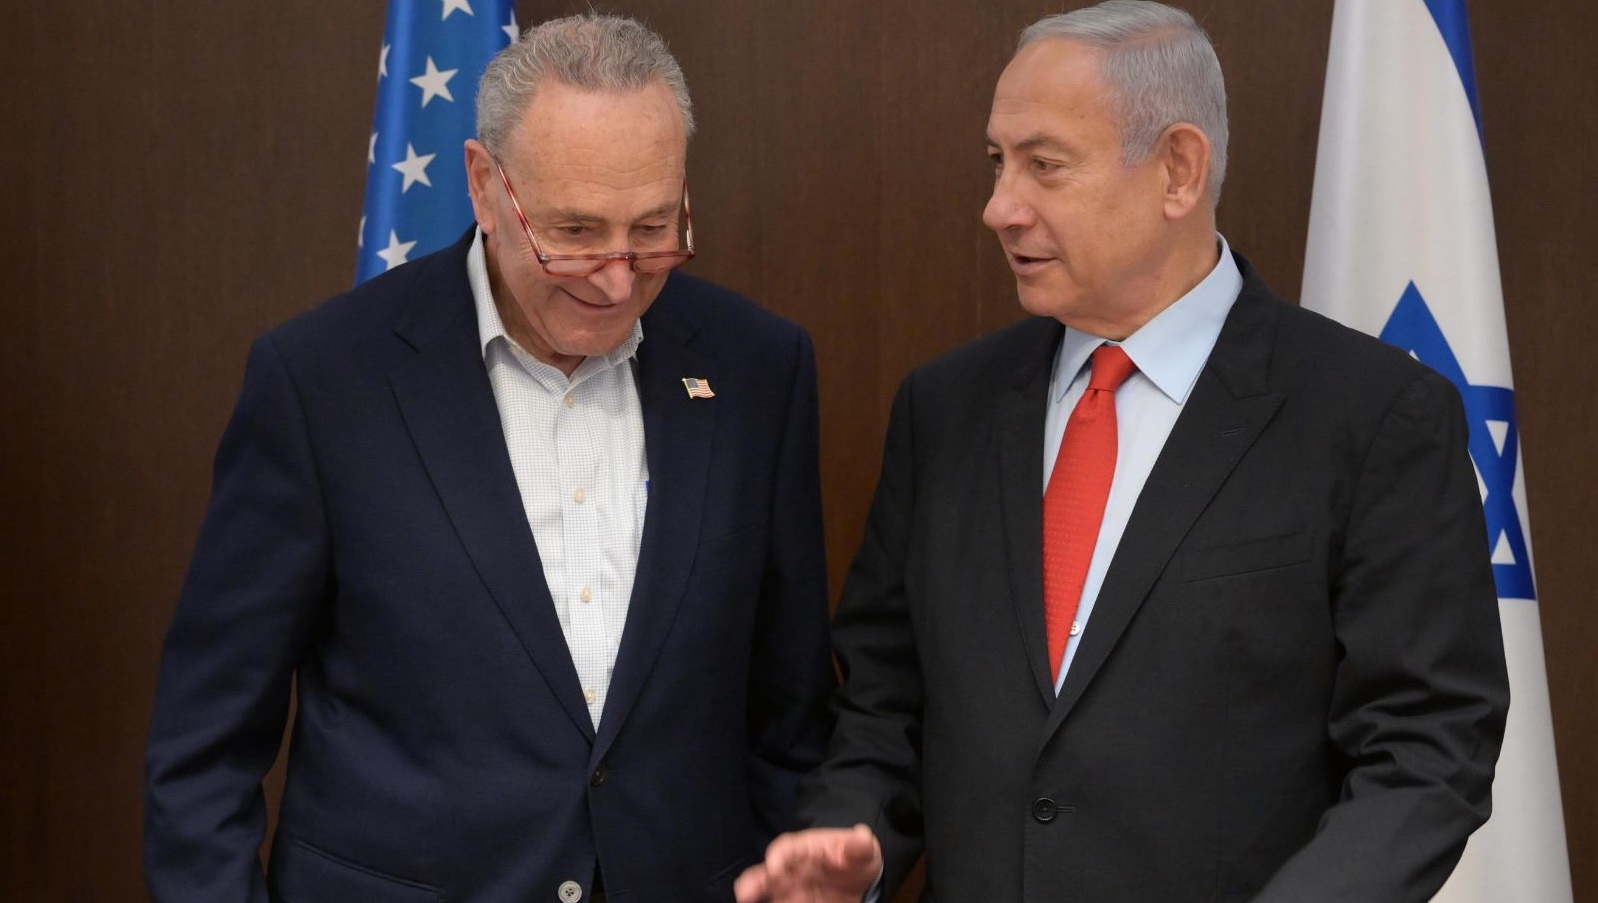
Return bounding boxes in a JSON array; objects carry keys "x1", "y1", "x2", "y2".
[
  {"x1": 1020, "y1": 0, "x2": 1229, "y2": 205},
  {"x1": 476, "y1": 13, "x2": 695, "y2": 156}
]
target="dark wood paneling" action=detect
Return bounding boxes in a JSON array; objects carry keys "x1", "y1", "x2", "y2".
[
  {"x1": 1205, "y1": 1, "x2": 1334, "y2": 292},
  {"x1": 0, "y1": 1, "x2": 381, "y2": 898},
  {"x1": 2, "y1": 1, "x2": 1592, "y2": 901}
]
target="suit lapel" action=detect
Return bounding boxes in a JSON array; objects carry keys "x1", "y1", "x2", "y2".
[
  {"x1": 595, "y1": 285, "x2": 718, "y2": 758},
  {"x1": 996, "y1": 318, "x2": 1068, "y2": 706},
  {"x1": 1044, "y1": 269, "x2": 1286, "y2": 743},
  {"x1": 388, "y1": 240, "x2": 596, "y2": 742}
]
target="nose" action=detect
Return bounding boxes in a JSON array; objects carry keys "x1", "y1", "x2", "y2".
[
  {"x1": 982, "y1": 174, "x2": 1035, "y2": 234},
  {"x1": 586, "y1": 257, "x2": 638, "y2": 304}
]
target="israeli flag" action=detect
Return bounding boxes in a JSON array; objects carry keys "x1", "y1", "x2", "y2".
[
  {"x1": 357, "y1": 0, "x2": 518, "y2": 284},
  {"x1": 1302, "y1": 1, "x2": 1572, "y2": 900}
]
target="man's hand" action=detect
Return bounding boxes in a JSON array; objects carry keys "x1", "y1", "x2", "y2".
[{"x1": 733, "y1": 824, "x2": 883, "y2": 903}]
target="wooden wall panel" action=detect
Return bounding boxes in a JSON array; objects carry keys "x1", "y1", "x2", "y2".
[
  {"x1": 1, "y1": 1, "x2": 1591, "y2": 901},
  {"x1": 0, "y1": 1, "x2": 382, "y2": 898}
]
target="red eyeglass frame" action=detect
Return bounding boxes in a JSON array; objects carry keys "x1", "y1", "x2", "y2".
[{"x1": 493, "y1": 160, "x2": 695, "y2": 277}]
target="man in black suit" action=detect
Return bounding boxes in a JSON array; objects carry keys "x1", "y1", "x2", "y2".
[
  {"x1": 736, "y1": 2, "x2": 1508, "y2": 901},
  {"x1": 145, "y1": 14, "x2": 834, "y2": 903}
]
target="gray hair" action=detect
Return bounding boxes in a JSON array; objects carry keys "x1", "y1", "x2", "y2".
[
  {"x1": 476, "y1": 14, "x2": 695, "y2": 156},
  {"x1": 1019, "y1": 0, "x2": 1228, "y2": 205}
]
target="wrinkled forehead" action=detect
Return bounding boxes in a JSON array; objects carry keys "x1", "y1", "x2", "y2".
[
  {"x1": 988, "y1": 39, "x2": 1117, "y2": 147},
  {"x1": 994, "y1": 38, "x2": 1109, "y2": 110},
  {"x1": 499, "y1": 80, "x2": 688, "y2": 183}
]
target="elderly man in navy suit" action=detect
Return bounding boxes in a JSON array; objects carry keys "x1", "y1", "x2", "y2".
[{"x1": 146, "y1": 14, "x2": 833, "y2": 903}]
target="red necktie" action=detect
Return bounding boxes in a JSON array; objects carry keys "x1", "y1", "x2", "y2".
[{"x1": 1043, "y1": 344, "x2": 1136, "y2": 683}]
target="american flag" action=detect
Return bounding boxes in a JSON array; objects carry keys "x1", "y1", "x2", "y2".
[
  {"x1": 681, "y1": 378, "x2": 716, "y2": 399},
  {"x1": 357, "y1": 0, "x2": 518, "y2": 284}
]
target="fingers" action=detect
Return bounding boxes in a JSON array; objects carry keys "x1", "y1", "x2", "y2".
[
  {"x1": 733, "y1": 863, "x2": 770, "y2": 903},
  {"x1": 766, "y1": 826, "x2": 849, "y2": 873},
  {"x1": 835, "y1": 823, "x2": 881, "y2": 870},
  {"x1": 747, "y1": 825, "x2": 882, "y2": 902}
]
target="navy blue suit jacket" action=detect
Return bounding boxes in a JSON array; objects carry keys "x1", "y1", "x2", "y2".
[{"x1": 146, "y1": 232, "x2": 835, "y2": 903}]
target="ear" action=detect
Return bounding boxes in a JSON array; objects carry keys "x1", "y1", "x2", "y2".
[
  {"x1": 1157, "y1": 123, "x2": 1211, "y2": 220},
  {"x1": 464, "y1": 138, "x2": 497, "y2": 234}
]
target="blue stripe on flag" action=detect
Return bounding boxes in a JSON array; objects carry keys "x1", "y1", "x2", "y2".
[{"x1": 1420, "y1": 0, "x2": 1483, "y2": 138}]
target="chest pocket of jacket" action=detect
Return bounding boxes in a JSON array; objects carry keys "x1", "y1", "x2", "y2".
[
  {"x1": 1176, "y1": 529, "x2": 1311, "y2": 583},
  {"x1": 690, "y1": 520, "x2": 768, "y2": 580}
]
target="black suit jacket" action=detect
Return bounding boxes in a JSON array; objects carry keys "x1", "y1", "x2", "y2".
[
  {"x1": 802, "y1": 255, "x2": 1509, "y2": 902},
  {"x1": 145, "y1": 232, "x2": 835, "y2": 903}
]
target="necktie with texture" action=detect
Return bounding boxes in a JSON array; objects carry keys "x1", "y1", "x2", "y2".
[{"x1": 1043, "y1": 343, "x2": 1137, "y2": 683}]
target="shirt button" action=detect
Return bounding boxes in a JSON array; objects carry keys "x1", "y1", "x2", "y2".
[
  {"x1": 573, "y1": 487, "x2": 586, "y2": 504},
  {"x1": 583, "y1": 688, "x2": 596, "y2": 704},
  {"x1": 1032, "y1": 797, "x2": 1058, "y2": 823},
  {"x1": 563, "y1": 392, "x2": 575, "y2": 408},
  {"x1": 558, "y1": 879, "x2": 583, "y2": 903},
  {"x1": 580, "y1": 586, "x2": 593, "y2": 604},
  {"x1": 1070, "y1": 621, "x2": 1082, "y2": 637}
]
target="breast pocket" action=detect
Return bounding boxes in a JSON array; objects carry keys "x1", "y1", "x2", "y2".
[
  {"x1": 690, "y1": 521, "x2": 769, "y2": 580},
  {"x1": 1177, "y1": 529, "x2": 1312, "y2": 583}
]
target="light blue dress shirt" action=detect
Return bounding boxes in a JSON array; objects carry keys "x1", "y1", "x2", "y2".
[{"x1": 1043, "y1": 237, "x2": 1243, "y2": 692}]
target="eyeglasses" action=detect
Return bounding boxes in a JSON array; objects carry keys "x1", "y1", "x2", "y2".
[{"x1": 494, "y1": 160, "x2": 696, "y2": 278}]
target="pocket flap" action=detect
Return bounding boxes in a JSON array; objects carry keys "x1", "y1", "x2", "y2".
[
  {"x1": 1179, "y1": 530, "x2": 1311, "y2": 582},
  {"x1": 272, "y1": 837, "x2": 440, "y2": 903}
]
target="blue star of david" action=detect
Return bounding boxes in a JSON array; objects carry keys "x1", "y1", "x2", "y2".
[{"x1": 1377, "y1": 283, "x2": 1536, "y2": 600}]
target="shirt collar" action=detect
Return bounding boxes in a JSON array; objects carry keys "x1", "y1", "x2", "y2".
[
  {"x1": 1053, "y1": 234, "x2": 1242, "y2": 405},
  {"x1": 468, "y1": 227, "x2": 643, "y2": 372}
]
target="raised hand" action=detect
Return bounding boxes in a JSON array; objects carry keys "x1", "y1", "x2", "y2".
[{"x1": 733, "y1": 824, "x2": 883, "y2": 903}]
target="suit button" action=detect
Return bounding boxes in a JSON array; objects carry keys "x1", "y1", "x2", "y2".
[
  {"x1": 590, "y1": 765, "x2": 606, "y2": 787},
  {"x1": 557, "y1": 880, "x2": 583, "y2": 902},
  {"x1": 1032, "y1": 797, "x2": 1057, "y2": 823}
]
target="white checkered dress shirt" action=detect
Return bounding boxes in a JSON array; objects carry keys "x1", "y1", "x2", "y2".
[{"x1": 468, "y1": 230, "x2": 648, "y2": 729}]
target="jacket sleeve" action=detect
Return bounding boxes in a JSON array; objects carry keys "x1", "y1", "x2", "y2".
[
  {"x1": 798, "y1": 375, "x2": 927, "y2": 900},
  {"x1": 144, "y1": 334, "x2": 332, "y2": 903},
  {"x1": 744, "y1": 326, "x2": 838, "y2": 840},
  {"x1": 1253, "y1": 370, "x2": 1510, "y2": 902}
]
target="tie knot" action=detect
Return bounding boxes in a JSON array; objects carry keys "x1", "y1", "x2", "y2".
[{"x1": 1087, "y1": 344, "x2": 1136, "y2": 392}]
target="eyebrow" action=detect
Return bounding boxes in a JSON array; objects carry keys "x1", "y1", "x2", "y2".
[
  {"x1": 544, "y1": 200, "x2": 680, "y2": 225},
  {"x1": 987, "y1": 133, "x2": 1073, "y2": 155}
]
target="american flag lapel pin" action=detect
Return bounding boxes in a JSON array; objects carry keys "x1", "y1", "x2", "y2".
[{"x1": 681, "y1": 377, "x2": 716, "y2": 399}]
